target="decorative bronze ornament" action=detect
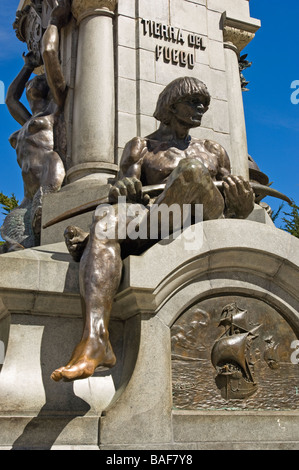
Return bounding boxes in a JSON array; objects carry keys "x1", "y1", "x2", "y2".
[{"x1": 13, "y1": 5, "x2": 43, "y2": 65}]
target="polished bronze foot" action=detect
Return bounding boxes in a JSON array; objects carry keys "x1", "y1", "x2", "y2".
[{"x1": 51, "y1": 338, "x2": 116, "y2": 382}]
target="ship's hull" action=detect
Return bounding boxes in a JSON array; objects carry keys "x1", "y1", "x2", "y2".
[{"x1": 215, "y1": 372, "x2": 258, "y2": 400}]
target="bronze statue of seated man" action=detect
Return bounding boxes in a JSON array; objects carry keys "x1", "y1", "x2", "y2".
[{"x1": 51, "y1": 76, "x2": 254, "y2": 382}]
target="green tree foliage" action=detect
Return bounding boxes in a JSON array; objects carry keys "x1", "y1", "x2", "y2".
[
  {"x1": 0, "y1": 192, "x2": 19, "y2": 246},
  {"x1": 271, "y1": 203, "x2": 284, "y2": 224},
  {"x1": 271, "y1": 201, "x2": 299, "y2": 239},
  {"x1": 0, "y1": 192, "x2": 19, "y2": 216},
  {"x1": 281, "y1": 202, "x2": 299, "y2": 239}
]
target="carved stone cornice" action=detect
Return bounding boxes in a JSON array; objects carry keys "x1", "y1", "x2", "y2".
[
  {"x1": 72, "y1": 0, "x2": 117, "y2": 23},
  {"x1": 223, "y1": 26, "x2": 255, "y2": 53},
  {"x1": 222, "y1": 12, "x2": 260, "y2": 54}
]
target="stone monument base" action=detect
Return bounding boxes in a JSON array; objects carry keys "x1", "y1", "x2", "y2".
[{"x1": 0, "y1": 219, "x2": 299, "y2": 450}]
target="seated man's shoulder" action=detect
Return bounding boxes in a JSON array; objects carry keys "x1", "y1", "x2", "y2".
[
  {"x1": 124, "y1": 136, "x2": 148, "y2": 152},
  {"x1": 203, "y1": 139, "x2": 227, "y2": 156},
  {"x1": 121, "y1": 137, "x2": 148, "y2": 166}
]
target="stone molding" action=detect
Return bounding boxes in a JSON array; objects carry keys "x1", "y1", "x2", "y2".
[
  {"x1": 66, "y1": 162, "x2": 119, "y2": 182},
  {"x1": 222, "y1": 12, "x2": 260, "y2": 53},
  {"x1": 223, "y1": 25, "x2": 255, "y2": 53},
  {"x1": 112, "y1": 219, "x2": 299, "y2": 324},
  {"x1": 72, "y1": 0, "x2": 117, "y2": 23}
]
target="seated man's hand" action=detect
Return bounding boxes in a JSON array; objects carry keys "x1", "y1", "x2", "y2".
[
  {"x1": 223, "y1": 175, "x2": 254, "y2": 219},
  {"x1": 109, "y1": 177, "x2": 150, "y2": 205}
]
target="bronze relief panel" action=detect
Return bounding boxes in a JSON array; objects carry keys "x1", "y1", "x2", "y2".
[{"x1": 171, "y1": 296, "x2": 299, "y2": 410}]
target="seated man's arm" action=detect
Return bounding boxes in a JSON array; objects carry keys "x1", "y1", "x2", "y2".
[
  {"x1": 109, "y1": 137, "x2": 148, "y2": 204},
  {"x1": 205, "y1": 140, "x2": 254, "y2": 219}
]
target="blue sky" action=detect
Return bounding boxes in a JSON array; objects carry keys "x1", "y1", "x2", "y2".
[
  {"x1": 243, "y1": 0, "x2": 299, "y2": 223},
  {"x1": 0, "y1": 0, "x2": 298, "y2": 231}
]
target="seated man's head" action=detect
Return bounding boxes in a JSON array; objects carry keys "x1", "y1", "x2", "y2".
[{"x1": 153, "y1": 76, "x2": 211, "y2": 129}]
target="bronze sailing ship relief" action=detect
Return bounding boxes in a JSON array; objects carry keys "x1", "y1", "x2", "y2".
[
  {"x1": 211, "y1": 303, "x2": 260, "y2": 400},
  {"x1": 171, "y1": 296, "x2": 299, "y2": 411}
]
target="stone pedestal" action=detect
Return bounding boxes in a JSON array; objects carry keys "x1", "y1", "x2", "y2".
[
  {"x1": 1, "y1": 220, "x2": 299, "y2": 450},
  {"x1": 40, "y1": 180, "x2": 111, "y2": 245},
  {"x1": 100, "y1": 220, "x2": 299, "y2": 449},
  {"x1": 0, "y1": 243, "x2": 138, "y2": 450}
]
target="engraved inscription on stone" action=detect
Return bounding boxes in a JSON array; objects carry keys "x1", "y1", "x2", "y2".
[{"x1": 141, "y1": 18, "x2": 206, "y2": 69}]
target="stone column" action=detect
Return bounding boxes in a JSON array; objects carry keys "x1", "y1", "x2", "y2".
[
  {"x1": 68, "y1": 0, "x2": 118, "y2": 184},
  {"x1": 223, "y1": 16, "x2": 259, "y2": 179}
]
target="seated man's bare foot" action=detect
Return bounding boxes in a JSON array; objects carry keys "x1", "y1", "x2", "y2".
[
  {"x1": 64, "y1": 225, "x2": 89, "y2": 262},
  {"x1": 51, "y1": 338, "x2": 116, "y2": 382}
]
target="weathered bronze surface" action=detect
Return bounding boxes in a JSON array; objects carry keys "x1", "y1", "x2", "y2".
[
  {"x1": 172, "y1": 296, "x2": 299, "y2": 410},
  {"x1": 52, "y1": 76, "x2": 257, "y2": 382},
  {"x1": 0, "y1": 1, "x2": 70, "y2": 252}
]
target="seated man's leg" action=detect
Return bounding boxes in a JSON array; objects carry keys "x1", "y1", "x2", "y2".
[
  {"x1": 52, "y1": 207, "x2": 123, "y2": 382},
  {"x1": 154, "y1": 158, "x2": 224, "y2": 221}
]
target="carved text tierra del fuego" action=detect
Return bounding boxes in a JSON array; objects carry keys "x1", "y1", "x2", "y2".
[{"x1": 141, "y1": 19, "x2": 206, "y2": 69}]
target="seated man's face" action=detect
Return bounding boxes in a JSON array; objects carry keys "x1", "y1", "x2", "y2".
[{"x1": 171, "y1": 94, "x2": 209, "y2": 128}]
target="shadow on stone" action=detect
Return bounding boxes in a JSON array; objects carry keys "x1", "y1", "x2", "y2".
[{"x1": 11, "y1": 315, "x2": 91, "y2": 450}]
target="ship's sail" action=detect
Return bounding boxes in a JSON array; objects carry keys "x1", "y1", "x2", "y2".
[
  {"x1": 219, "y1": 309, "x2": 249, "y2": 333},
  {"x1": 211, "y1": 326, "x2": 260, "y2": 382},
  {"x1": 211, "y1": 303, "x2": 261, "y2": 400},
  {"x1": 212, "y1": 333, "x2": 249, "y2": 376}
]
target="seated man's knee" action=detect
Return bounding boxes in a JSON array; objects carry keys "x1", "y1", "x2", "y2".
[{"x1": 175, "y1": 158, "x2": 209, "y2": 183}]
